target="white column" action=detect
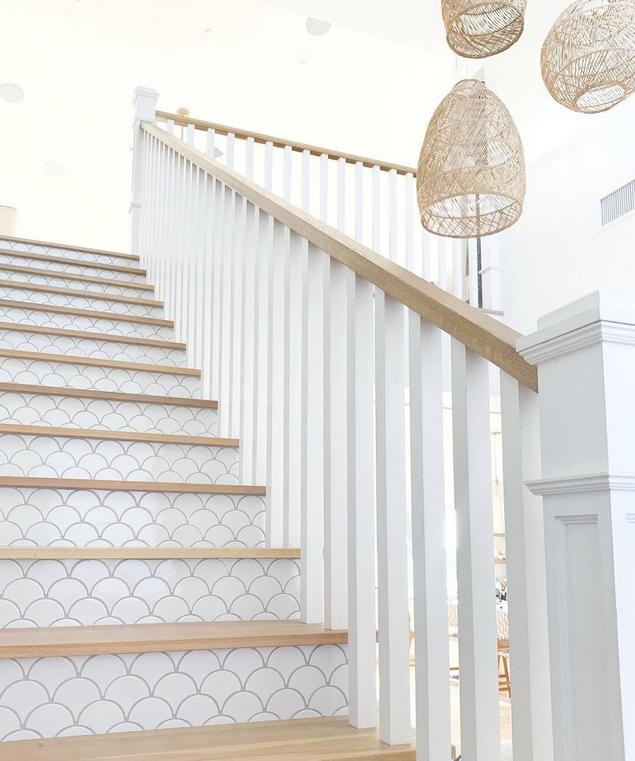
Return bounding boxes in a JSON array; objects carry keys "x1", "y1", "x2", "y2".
[
  {"x1": 518, "y1": 291, "x2": 635, "y2": 761},
  {"x1": 130, "y1": 86, "x2": 159, "y2": 253}
]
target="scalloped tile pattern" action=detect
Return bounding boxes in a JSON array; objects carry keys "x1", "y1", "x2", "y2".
[
  {"x1": 0, "y1": 284, "x2": 162, "y2": 317},
  {"x1": 0, "y1": 392, "x2": 218, "y2": 435},
  {"x1": 0, "y1": 487, "x2": 267, "y2": 547},
  {"x1": 0, "y1": 268, "x2": 151, "y2": 298},
  {"x1": 0, "y1": 329, "x2": 187, "y2": 366},
  {"x1": 0, "y1": 432, "x2": 238, "y2": 483},
  {"x1": 0, "y1": 645, "x2": 348, "y2": 741},
  {"x1": 0, "y1": 358, "x2": 200, "y2": 397},
  {"x1": 0, "y1": 306, "x2": 174, "y2": 339},
  {"x1": 0, "y1": 239, "x2": 138, "y2": 267},
  {"x1": 0, "y1": 251, "x2": 146, "y2": 282},
  {"x1": 0, "y1": 558, "x2": 300, "y2": 627}
]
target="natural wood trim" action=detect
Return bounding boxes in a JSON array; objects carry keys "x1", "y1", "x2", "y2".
[
  {"x1": 0, "y1": 262, "x2": 154, "y2": 291},
  {"x1": 0, "y1": 423, "x2": 237, "y2": 447},
  {"x1": 0, "y1": 321, "x2": 184, "y2": 349},
  {"x1": 0, "y1": 382, "x2": 217, "y2": 408},
  {"x1": 0, "y1": 717, "x2": 416, "y2": 761},
  {"x1": 0, "y1": 278, "x2": 161, "y2": 306},
  {"x1": 0, "y1": 621, "x2": 346, "y2": 658},
  {"x1": 0, "y1": 247, "x2": 146, "y2": 275},
  {"x1": 146, "y1": 123, "x2": 538, "y2": 391},
  {"x1": 0, "y1": 475, "x2": 266, "y2": 495},
  {"x1": 0, "y1": 547, "x2": 300, "y2": 560},
  {"x1": 0, "y1": 321, "x2": 185, "y2": 349},
  {"x1": 156, "y1": 110, "x2": 417, "y2": 176},
  {"x1": 0, "y1": 235, "x2": 139, "y2": 261},
  {"x1": 0, "y1": 348, "x2": 200, "y2": 376},
  {"x1": 0, "y1": 298, "x2": 173, "y2": 326}
]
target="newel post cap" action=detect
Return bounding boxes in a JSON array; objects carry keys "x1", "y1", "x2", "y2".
[
  {"x1": 133, "y1": 86, "x2": 159, "y2": 123},
  {"x1": 517, "y1": 290, "x2": 635, "y2": 364}
]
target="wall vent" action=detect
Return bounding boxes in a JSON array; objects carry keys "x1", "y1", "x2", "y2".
[{"x1": 601, "y1": 179, "x2": 635, "y2": 226}]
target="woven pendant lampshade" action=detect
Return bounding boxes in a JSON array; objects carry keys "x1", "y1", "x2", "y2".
[
  {"x1": 541, "y1": 0, "x2": 635, "y2": 113},
  {"x1": 442, "y1": 0, "x2": 527, "y2": 58},
  {"x1": 416, "y1": 80, "x2": 526, "y2": 239}
]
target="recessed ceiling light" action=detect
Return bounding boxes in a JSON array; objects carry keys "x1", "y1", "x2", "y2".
[
  {"x1": 306, "y1": 17, "x2": 331, "y2": 36},
  {"x1": 0, "y1": 83, "x2": 24, "y2": 103},
  {"x1": 42, "y1": 161, "x2": 66, "y2": 178},
  {"x1": 204, "y1": 27, "x2": 213, "y2": 34},
  {"x1": 298, "y1": 50, "x2": 312, "y2": 64}
]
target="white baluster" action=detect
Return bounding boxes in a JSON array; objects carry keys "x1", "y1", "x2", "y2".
[
  {"x1": 337, "y1": 157, "x2": 346, "y2": 233},
  {"x1": 375, "y1": 290, "x2": 411, "y2": 745},
  {"x1": 409, "y1": 314, "x2": 452, "y2": 760},
  {"x1": 301, "y1": 150, "x2": 310, "y2": 212},
  {"x1": 451, "y1": 341, "x2": 501, "y2": 761},
  {"x1": 500, "y1": 374, "x2": 552, "y2": 761},
  {"x1": 283, "y1": 145, "x2": 293, "y2": 201},
  {"x1": 346, "y1": 273, "x2": 377, "y2": 728},
  {"x1": 324, "y1": 257, "x2": 349, "y2": 630},
  {"x1": 226, "y1": 132, "x2": 235, "y2": 169},
  {"x1": 245, "y1": 136, "x2": 255, "y2": 179},
  {"x1": 405, "y1": 172, "x2": 414, "y2": 271},
  {"x1": 230, "y1": 196, "x2": 246, "y2": 437},
  {"x1": 266, "y1": 220, "x2": 289, "y2": 546},
  {"x1": 218, "y1": 186, "x2": 236, "y2": 436},
  {"x1": 209, "y1": 178, "x2": 224, "y2": 402},
  {"x1": 254, "y1": 210, "x2": 272, "y2": 485},
  {"x1": 301, "y1": 243, "x2": 326, "y2": 622},
  {"x1": 355, "y1": 161, "x2": 364, "y2": 243},
  {"x1": 201, "y1": 172, "x2": 215, "y2": 400},
  {"x1": 320, "y1": 154, "x2": 328, "y2": 222},
  {"x1": 372, "y1": 165, "x2": 381, "y2": 252},
  {"x1": 388, "y1": 169, "x2": 398, "y2": 265},
  {"x1": 239, "y1": 201, "x2": 258, "y2": 483},
  {"x1": 264, "y1": 141, "x2": 273, "y2": 190}
]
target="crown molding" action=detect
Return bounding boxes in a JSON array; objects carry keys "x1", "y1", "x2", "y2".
[{"x1": 527, "y1": 472, "x2": 635, "y2": 496}]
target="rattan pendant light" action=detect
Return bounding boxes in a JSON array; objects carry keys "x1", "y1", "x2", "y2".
[
  {"x1": 442, "y1": 0, "x2": 527, "y2": 58},
  {"x1": 541, "y1": 0, "x2": 635, "y2": 113},
  {"x1": 417, "y1": 80, "x2": 526, "y2": 239}
]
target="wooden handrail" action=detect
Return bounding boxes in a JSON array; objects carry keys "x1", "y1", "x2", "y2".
[
  {"x1": 156, "y1": 110, "x2": 417, "y2": 176},
  {"x1": 144, "y1": 123, "x2": 538, "y2": 392}
]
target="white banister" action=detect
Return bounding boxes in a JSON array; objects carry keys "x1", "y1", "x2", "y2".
[
  {"x1": 519, "y1": 292, "x2": 635, "y2": 761},
  {"x1": 131, "y1": 87, "x2": 159, "y2": 253}
]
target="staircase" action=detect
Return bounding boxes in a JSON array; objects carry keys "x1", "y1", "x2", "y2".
[{"x1": 0, "y1": 236, "x2": 403, "y2": 760}]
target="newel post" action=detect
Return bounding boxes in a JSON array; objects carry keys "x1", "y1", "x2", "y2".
[
  {"x1": 518, "y1": 292, "x2": 635, "y2": 761},
  {"x1": 130, "y1": 86, "x2": 159, "y2": 254}
]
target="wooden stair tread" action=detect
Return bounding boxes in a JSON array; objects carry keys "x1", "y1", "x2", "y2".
[
  {"x1": 0, "y1": 262, "x2": 154, "y2": 291},
  {"x1": 0, "y1": 546, "x2": 300, "y2": 560},
  {"x1": 0, "y1": 621, "x2": 347, "y2": 658},
  {"x1": 0, "y1": 382, "x2": 217, "y2": 408},
  {"x1": 0, "y1": 717, "x2": 414, "y2": 761},
  {"x1": 0, "y1": 247, "x2": 146, "y2": 275},
  {"x1": 0, "y1": 423, "x2": 237, "y2": 446},
  {"x1": 0, "y1": 348, "x2": 200, "y2": 376},
  {"x1": 0, "y1": 299, "x2": 174, "y2": 326},
  {"x1": 0, "y1": 321, "x2": 185, "y2": 348},
  {"x1": 0, "y1": 279, "x2": 161, "y2": 306},
  {"x1": 0, "y1": 235, "x2": 140, "y2": 261},
  {"x1": 0, "y1": 475, "x2": 266, "y2": 494}
]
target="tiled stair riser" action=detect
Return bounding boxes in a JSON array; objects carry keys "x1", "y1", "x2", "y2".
[
  {"x1": 0, "y1": 284, "x2": 162, "y2": 317},
  {"x1": 0, "y1": 240, "x2": 138, "y2": 268},
  {"x1": 0, "y1": 487, "x2": 267, "y2": 547},
  {"x1": 0, "y1": 558, "x2": 301, "y2": 627},
  {"x1": 0, "y1": 645, "x2": 348, "y2": 742},
  {"x1": 0, "y1": 268, "x2": 151, "y2": 298},
  {"x1": 0, "y1": 392, "x2": 218, "y2": 436},
  {"x1": 0, "y1": 329, "x2": 187, "y2": 366},
  {"x1": 0, "y1": 252, "x2": 146, "y2": 282},
  {"x1": 0, "y1": 358, "x2": 200, "y2": 397},
  {"x1": 0, "y1": 433, "x2": 239, "y2": 483},
  {"x1": 0, "y1": 306, "x2": 175, "y2": 340}
]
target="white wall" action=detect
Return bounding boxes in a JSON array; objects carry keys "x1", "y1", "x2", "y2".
[
  {"x1": 0, "y1": 0, "x2": 454, "y2": 252},
  {"x1": 479, "y1": 0, "x2": 635, "y2": 334}
]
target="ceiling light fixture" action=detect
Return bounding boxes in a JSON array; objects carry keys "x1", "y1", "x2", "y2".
[
  {"x1": 306, "y1": 17, "x2": 331, "y2": 36},
  {"x1": 0, "y1": 83, "x2": 24, "y2": 103}
]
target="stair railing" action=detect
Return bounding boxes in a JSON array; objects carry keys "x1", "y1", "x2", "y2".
[
  {"x1": 131, "y1": 88, "x2": 551, "y2": 761},
  {"x1": 152, "y1": 108, "x2": 477, "y2": 302}
]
